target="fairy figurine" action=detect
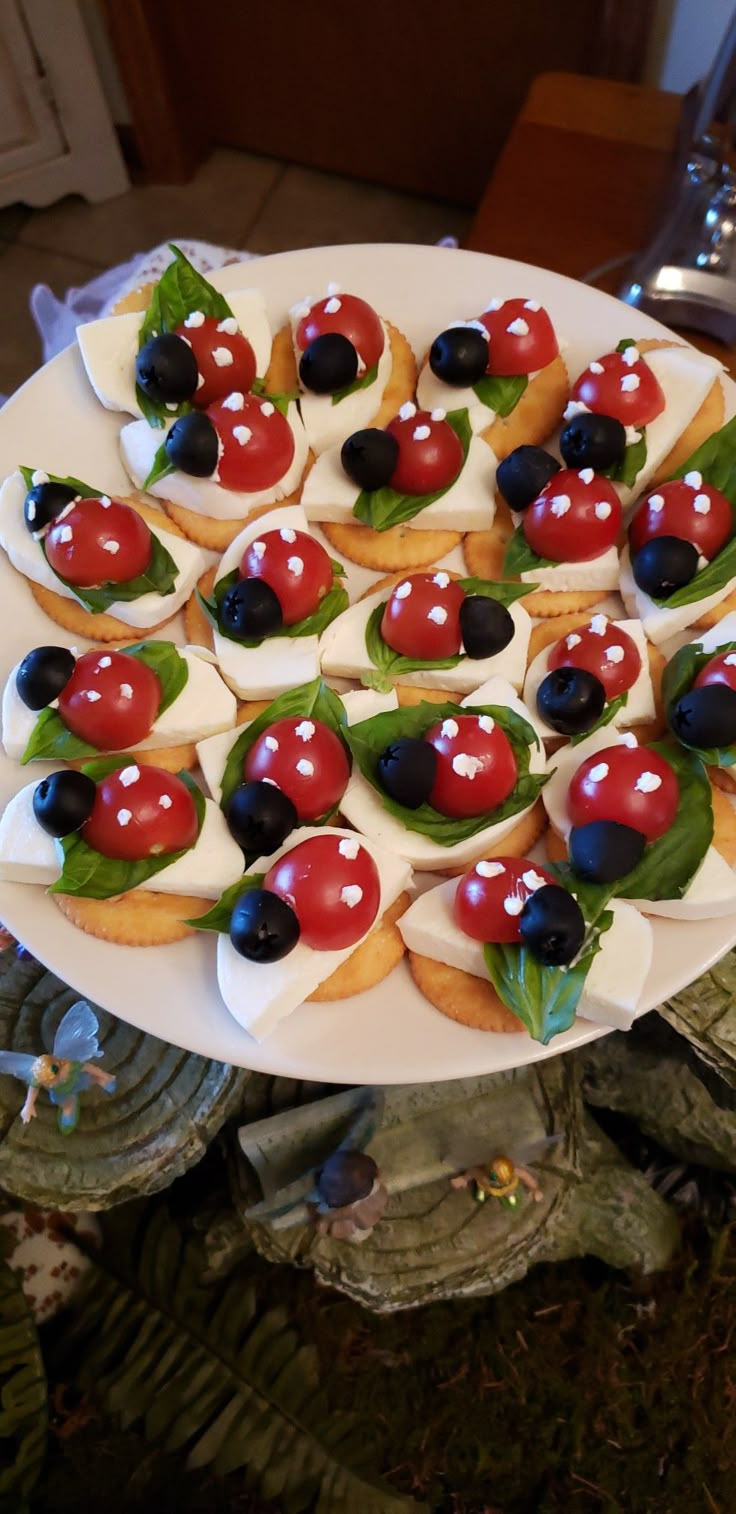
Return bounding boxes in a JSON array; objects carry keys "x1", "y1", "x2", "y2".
[{"x1": 0, "y1": 999, "x2": 116, "y2": 1133}]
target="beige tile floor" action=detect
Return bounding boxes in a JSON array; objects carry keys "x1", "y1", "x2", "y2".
[{"x1": 0, "y1": 148, "x2": 470, "y2": 398}]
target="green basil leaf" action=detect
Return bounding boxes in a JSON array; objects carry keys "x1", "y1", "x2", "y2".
[
  {"x1": 457, "y1": 576, "x2": 537, "y2": 607},
  {"x1": 136, "y1": 245, "x2": 235, "y2": 426},
  {"x1": 661, "y1": 639, "x2": 736, "y2": 766},
  {"x1": 142, "y1": 441, "x2": 174, "y2": 492},
  {"x1": 613, "y1": 740, "x2": 712, "y2": 902},
  {"x1": 219, "y1": 677, "x2": 347, "y2": 811},
  {"x1": 351, "y1": 409, "x2": 472, "y2": 532},
  {"x1": 345, "y1": 700, "x2": 547, "y2": 846},
  {"x1": 569, "y1": 690, "x2": 628, "y2": 746},
  {"x1": 616, "y1": 338, "x2": 638, "y2": 353},
  {"x1": 42, "y1": 529, "x2": 179, "y2": 614},
  {"x1": 502, "y1": 528, "x2": 555, "y2": 577},
  {"x1": 186, "y1": 872, "x2": 263, "y2": 932},
  {"x1": 471, "y1": 373, "x2": 528, "y2": 417},
  {"x1": 605, "y1": 428, "x2": 647, "y2": 489},
  {"x1": 49, "y1": 772, "x2": 206, "y2": 901},
  {"x1": 330, "y1": 557, "x2": 346, "y2": 577},
  {"x1": 652, "y1": 415, "x2": 736, "y2": 609},
  {"x1": 363, "y1": 603, "x2": 463, "y2": 684},
  {"x1": 484, "y1": 910, "x2": 613, "y2": 1045},
  {"x1": 204, "y1": 569, "x2": 348, "y2": 648},
  {"x1": 19, "y1": 467, "x2": 98, "y2": 499},
  {"x1": 331, "y1": 362, "x2": 379, "y2": 405},
  {"x1": 123, "y1": 640, "x2": 189, "y2": 715},
  {"x1": 20, "y1": 641, "x2": 188, "y2": 764},
  {"x1": 251, "y1": 378, "x2": 299, "y2": 416}
]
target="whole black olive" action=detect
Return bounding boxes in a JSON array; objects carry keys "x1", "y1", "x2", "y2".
[
  {"x1": 299, "y1": 333, "x2": 358, "y2": 394},
  {"x1": 569, "y1": 819, "x2": 647, "y2": 884},
  {"x1": 429, "y1": 325, "x2": 488, "y2": 387},
  {"x1": 24, "y1": 480, "x2": 77, "y2": 538},
  {"x1": 316, "y1": 1150, "x2": 378, "y2": 1208},
  {"x1": 632, "y1": 536, "x2": 699, "y2": 600},
  {"x1": 459, "y1": 595, "x2": 515, "y2": 659},
  {"x1": 219, "y1": 578, "x2": 283, "y2": 642},
  {"x1": 136, "y1": 332, "x2": 199, "y2": 405},
  {"x1": 229, "y1": 887, "x2": 300, "y2": 963},
  {"x1": 669, "y1": 683, "x2": 736, "y2": 750},
  {"x1": 536, "y1": 666, "x2": 606, "y2": 736},
  {"x1": 16, "y1": 646, "x2": 75, "y2": 710},
  {"x1": 519, "y1": 884, "x2": 586, "y2": 966},
  {"x1": 559, "y1": 411, "x2": 626, "y2": 472},
  {"x1": 32, "y1": 770, "x2": 96, "y2": 837},
  {"x1": 341, "y1": 428, "x2": 399, "y2": 491},
  {"x1": 376, "y1": 737, "x2": 437, "y2": 809},
  {"x1": 226, "y1": 780, "x2": 297, "y2": 857},
  {"x1": 165, "y1": 410, "x2": 219, "y2": 477},
  {"x1": 496, "y1": 446, "x2": 561, "y2": 512}
]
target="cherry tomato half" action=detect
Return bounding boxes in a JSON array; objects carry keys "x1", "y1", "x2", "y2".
[
  {"x1": 380, "y1": 570, "x2": 465, "y2": 660},
  {"x1": 548, "y1": 614, "x2": 641, "y2": 700},
  {"x1": 264, "y1": 832, "x2": 380, "y2": 949},
  {"x1": 694, "y1": 650, "x2": 736, "y2": 692},
  {"x1": 82, "y1": 765, "x2": 198, "y2": 861},
  {"x1": 174, "y1": 313, "x2": 257, "y2": 408},
  {"x1": 386, "y1": 406, "x2": 463, "y2": 497},
  {"x1": 570, "y1": 347, "x2": 665, "y2": 427},
  {"x1": 295, "y1": 292, "x2": 384, "y2": 370},
  {"x1": 209, "y1": 393, "x2": 295, "y2": 492},
  {"x1": 45, "y1": 497, "x2": 152, "y2": 588},
  {"x1": 426, "y1": 713, "x2": 518, "y2": 819},
  {"x1": 454, "y1": 856, "x2": 556, "y2": 943},
  {"x1": 245, "y1": 717, "x2": 350, "y2": 821},
  {"x1": 567, "y1": 742, "x2": 678, "y2": 842},
  {"x1": 58, "y1": 650, "x2": 161, "y2": 751},
  {"x1": 477, "y1": 298, "x2": 559, "y2": 376},
  {"x1": 523, "y1": 467, "x2": 622, "y2": 564},
  {"x1": 628, "y1": 477, "x2": 732, "y2": 562},
  {"x1": 240, "y1": 527, "x2": 334, "y2": 625}
]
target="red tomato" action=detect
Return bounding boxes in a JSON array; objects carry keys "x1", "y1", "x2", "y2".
[
  {"x1": 295, "y1": 291, "x2": 384, "y2": 370},
  {"x1": 82, "y1": 765, "x2": 198, "y2": 861},
  {"x1": 380, "y1": 571, "x2": 465, "y2": 659},
  {"x1": 240, "y1": 526, "x2": 333, "y2": 625},
  {"x1": 426, "y1": 713, "x2": 518, "y2": 819},
  {"x1": 244, "y1": 717, "x2": 350, "y2": 821},
  {"x1": 694, "y1": 650, "x2": 736, "y2": 692},
  {"x1": 174, "y1": 313, "x2": 256, "y2": 408},
  {"x1": 208, "y1": 393, "x2": 295, "y2": 492},
  {"x1": 567, "y1": 742, "x2": 678, "y2": 842},
  {"x1": 523, "y1": 467, "x2": 622, "y2": 563},
  {"x1": 548, "y1": 614, "x2": 641, "y2": 700},
  {"x1": 628, "y1": 477, "x2": 732, "y2": 562},
  {"x1": 454, "y1": 856, "x2": 556, "y2": 943},
  {"x1": 386, "y1": 406, "x2": 463, "y2": 497},
  {"x1": 58, "y1": 650, "x2": 161, "y2": 751},
  {"x1": 570, "y1": 346, "x2": 665, "y2": 427},
  {"x1": 477, "y1": 298, "x2": 559, "y2": 376},
  {"x1": 264, "y1": 832, "x2": 380, "y2": 949},
  {"x1": 45, "y1": 497, "x2": 152, "y2": 588}
]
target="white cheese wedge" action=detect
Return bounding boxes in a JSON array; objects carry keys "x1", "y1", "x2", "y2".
[
  {"x1": 0, "y1": 470, "x2": 205, "y2": 631},
  {"x1": 0, "y1": 782, "x2": 244, "y2": 899},
  {"x1": 523, "y1": 617, "x2": 655, "y2": 739},
  {"x1": 619, "y1": 544, "x2": 736, "y2": 646},
  {"x1": 615, "y1": 345, "x2": 722, "y2": 505},
  {"x1": 688, "y1": 610, "x2": 736, "y2": 656},
  {"x1": 120, "y1": 401, "x2": 309, "y2": 520},
  {"x1": 293, "y1": 317, "x2": 393, "y2": 455},
  {"x1": 519, "y1": 543, "x2": 620, "y2": 591},
  {"x1": 338, "y1": 679, "x2": 547, "y2": 870},
  {"x1": 2, "y1": 646, "x2": 237, "y2": 763},
  {"x1": 196, "y1": 686, "x2": 398, "y2": 804},
  {"x1": 416, "y1": 357, "x2": 544, "y2": 437},
  {"x1": 397, "y1": 877, "x2": 652, "y2": 1032},
  {"x1": 77, "y1": 289, "x2": 273, "y2": 417},
  {"x1": 543, "y1": 726, "x2": 645, "y2": 841},
  {"x1": 319, "y1": 581, "x2": 532, "y2": 694},
  {"x1": 216, "y1": 825, "x2": 412, "y2": 1040},
  {"x1": 299, "y1": 433, "x2": 497, "y2": 534}
]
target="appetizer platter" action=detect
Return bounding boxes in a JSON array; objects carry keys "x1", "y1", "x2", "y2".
[{"x1": 0, "y1": 240, "x2": 735, "y2": 1085}]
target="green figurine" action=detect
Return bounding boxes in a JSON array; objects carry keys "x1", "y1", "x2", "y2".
[{"x1": 0, "y1": 999, "x2": 116, "y2": 1133}]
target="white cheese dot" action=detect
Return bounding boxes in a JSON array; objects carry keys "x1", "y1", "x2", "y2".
[
  {"x1": 725, "y1": 654, "x2": 736, "y2": 666},
  {"x1": 621, "y1": 345, "x2": 640, "y2": 366},
  {"x1": 578, "y1": 468, "x2": 594, "y2": 485},
  {"x1": 338, "y1": 836, "x2": 360, "y2": 859},
  {"x1": 340, "y1": 884, "x2": 363, "y2": 908},
  {"x1": 523, "y1": 300, "x2": 540, "y2": 312},
  {"x1": 620, "y1": 731, "x2": 638, "y2": 748},
  {"x1": 216, "y1": 316, "x2": 238, "y2": 335},
  {"x1": 693, "y1": 493, "x2": 711, "y2": 514},
  {"x1": 605, "y1": 644, "x2": 625, "y2": 663},
  {"x1": 295, "y1": 720, "x2": 315, "y2": 741},
  {"x1": 159, "y1": 793, "x2": 173, "y2": 809},
  {"x1": 184, "y1": 310, "x2": 205, "y2": 328},
  {"x1": 589, "y1": 615, "x2": 607, "y2": 635},
  {"x1": 398, "y1": 401, "x2": 416, "y2": 421},
  {"x1": 120, "y1": 683, "x2": 134, "y2": 700},
  {"x1": 264, "y1": 736, "x2": 279, "y2": 752},
  {"x1": 395, "y1": 581, "x2": 412, "y2": 599},
  {"x1": 589, "y1": 361, "x2": 604, "y2": 375},
  {"x1": 595, "y1": 501, "x2": 612, "y2": 520},
  {"x1": 620, "y1": 373, "x2": 640, "y2": 392},
  {"x1": 279, "y1": 527, "x2": 296, "y2": 543},
  {"x1": 503, "y1": 894, "x2": 525, "y2": 916},
  {"x1": 196, "y1": 374, "x2": 205, "y2": 390},
  {"x1": 588, "y1": 762, "x2": 609, "y2": 782},
  {"x1": 484, "y1": 297, "x2": 503, "y2": 312},
  {"x1": 476, "y1": 860, "x2": 505, "y2": 878},
  {"x1": 324, "y1": 296, "x2": 342, "y2": 314},
  {"x1": 99, "y1": 495, "x2": 112, "y2": 508},
  {"x1": 30, "y1": 469, "x2": 49, "y2": 486},
  {"x1": 441, "y1": 718, "x2": 459, "y2": 739},
  {"x1": 648, "y1": 493, "x2": 664, "y2": 512},
  {"x1": 119, "y1": 765, "x2": 140, "y2": 787},
  {"x1": 478, "y1": 715, "x2": 495, "y2": 733},
  {"x1": 85, "y1": 689, "x2": 101, "y2": 702},
  {"x1": 103, "y1": 539, "x2": 120, "y2": 554},
  {"x1": 522, "y1": 869, "x2": 547, "y2": 892},
  {"x1": 462, "y1": 318, "x2": 490, "y2": 338},
  {"x1": 326, "y1": 281, "x2": 340, "y2": 297},
  {"x1": 685, "y1": 471, "x2": 703, "y2": 489},
  {"x1": 287, "y1": 556, "x2": 304, "y2": 576},
  {"x1": 634, "y1": 771, "x2": 662, "y2": 794},
  {"x1": 296, "y1": 758, "x2": 314, "y2": 776},
  {"x1": 26, "y1": 501, "x2": 36, "y2": 521},
  {"x1": 452, "y1": 753, "x2": 484, "y2": 779},
  {"x1": 262, "y1": 777, "x2": 278, "y2": 787},
  {"x1": 212, "y1": 347, "x2": 234, "y2": 367},
  {"x1": 564, "y1": 399, "x2": 590, "y2": 421},
  {"x1": 117, "y1": 808, "x2": 132, "y2": 826},
  {"x1": 550, "y1": 494, "x2": 571, "y2": 517},
  {"x1": 430, "y1": 408, "x2": 446, "y2": 421},
  {"x1": 697, "y1": 554, "x2": 709, "y2": 571},
  {"x1": 221, "y1": 391, "x2": 244, "y2": 411},
  {"x1": 624, "y1": 425, "x2": 641, "y2": 446},
  {"x1": 433, "y1": 571, "x2": 450, "y2": 588},
  {"x1": 506, "y1": 317, "x2": 529, "y2": 336},
  {"x1": 413, "y1": 424, "x2": 431, "y2": 441},
  {"x1": 57, "y1": 525, "x2": 73, "y2": 543},
  {"x1": 566, "y1": 633, "x2": 582, "y2": 649},
  {"x1": 260, "y1": 401, "x2": 275, "y2": 417},
  {"x1": 233, "y1": 426, "x2": 252, "y2": 446},
  {"x1": 251, "y1": 539, "x2": 266, "y2": 559},
  {"x1": 427, "y1": 605, "x2": 448, "y2": 625},
  {"x1": 97, "y1": 655, "x2": 112, "y2": 669}
]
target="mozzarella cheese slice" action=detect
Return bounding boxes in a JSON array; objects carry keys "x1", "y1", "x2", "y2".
[
  {"x1": 0, "y1": 470, "x2": 205, "y2": 630},
  {"x1": 338, "y1": 678, "x2": 547, "y2": 870},
  {"x1": 416, "y1": 355, "x2": 544, "y2": 436},
  {"x1": 688, "y1": 610, "x2": 736, "y2": 657},
  {"x1": 523, "y1": 617, "x2": 655, "y2": 738},
  {"x1": 619, "y1": 544, "x2": 736, "y2": 646},
  {"x1": 299, "y1": 433, "x2": 498, "y2": 533},
  {"x1": 292, "y1": 314, "x2": 393, "y2": 455},
  {"x1": 77, "y1": 289, "x2": 273, "y2": 418},
  {"x1": 519, "y1": 543, "x2": 620, "y2": 592},
  {"x1": 2, "y1": 645, "x2": 237, "y2": 763},
  {"x1": 196, "y1": 686, "x2": 397, "y2": 804},
  {"x1": 0, "y1": 781, "x2": 244, "y2": 899},
  {"x1": 120, "y1": 401, "x2": 309, "y2": 520},
  {"x1": 319, "y1": 580, "x2": 532, "y2": 693},
  {"x1": 216, "y1": 825, "x2": 412, "y2": 1040},
  {"x1": 397, "y1": 877, "x2": 652, "y2": 1031}
]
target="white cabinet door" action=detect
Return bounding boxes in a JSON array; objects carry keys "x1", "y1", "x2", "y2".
[{"x1": 0, "y1": 0, "x2": 64, "y2": 175}]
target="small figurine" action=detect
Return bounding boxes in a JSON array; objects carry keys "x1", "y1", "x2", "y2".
[
  {"x1": 308, "y1": 1150, "x2": 388, "y2": 1243},
  {"x1": 0, "y1": 1000, "x2": 116, "y2": 1133},
  {"x1": 451, "y1": 1155, "x2": 545, "y2": 1208}
]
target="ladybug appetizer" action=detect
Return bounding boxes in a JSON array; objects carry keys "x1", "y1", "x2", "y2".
[
  {"x1": 416, "y1": 297, "x2": 569, "y2": 459},
  {"x1": 398, "y1": 856, "x2": 653, "y2": 1035},
  {"x1": 502, "y1": 466, "x2": 623, "y2": 593},
  {"x1": 523, "y1": 613, "x2": 656, "y2": 741},
  {"x1": 662, "y1": 612, "x2": 736, "y2": 775},
  {"x1": 0, "y1": 467, "x2": 205, "y2": 638},
  {"x1": 286, "y1": 284, "x2": 415, "y2": 455},
  {"x1": 208, "y1": 827, "x2": 411, "y2": 1040},
  {"x1": 2, "y1": 641, "x2": 236, "y2": 767},
  {"x1": 77, "y1": 244, "x2": 273, "y2": 424}
]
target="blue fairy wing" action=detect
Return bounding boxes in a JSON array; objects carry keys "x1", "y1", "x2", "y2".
[
  {"x1": 0, "y1": 1051, "x2": 36, "y2": 1082},
  {"x1": 53, "y1": 1001, "x2": 102, "y2": 1062}
]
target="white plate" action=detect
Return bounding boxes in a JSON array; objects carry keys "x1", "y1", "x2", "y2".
[{"x1": 1, "y1": 242, "x2": 735, "y2": 1083}]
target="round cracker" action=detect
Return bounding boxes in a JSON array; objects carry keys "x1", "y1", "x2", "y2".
[
  {"x1": 463, "y1": 501, "x2": 606, "y2": 619},
  {"x1": 526, "y1": 615, "x2": 666, "y2": 737},
  {"x1": 440, "y1": 798, "x2": 548, "y2": 878},
  {"x1": 408, "y1": 950, "x2": 523, "y2": 1032},
  {"x1": 635, "y1": 338, "x2": 724, "y2": 482},
  {"x1": 692, "y1": 586, "x2": 736, "y2": 629},
  {"x1": 710, "y1": 766, "x2": 736, "y2": 796},
  {"x1": 67, "y1": 742, "x2": 197, "y2": 775},
  {"x1": 184, "y1": 566, "x2": 216, "y2": 649},
  {"x1": 235, "y1": 698, "x2": 272, "y2": 725},
  {"x1": 321, "y1": 519, "x2": 462, "y2": 572},
  {"x1": 162, "y1": 489, "x2": 305, "y2": 552},
  {"x1": 109, "y1": 282, "x2": 155, "y2": 317},
  {"x1": 358, "y1": 567, "x2": 463, "y2": 601},
  {"x1": 275, "y1": 317, "x2": 416, "y2": 430},
  {"x1": 307, "y1": 891, "x2": 410, "y2": 1002},
  {"x1": 481, "y1": 354, "x2": 569, "y2": 461},
  {"x1": 53, "y1": 889, "x2": 211, "y2": 945},
  {"x1": 396, "y1": 685, "x2": 458, "y2": 706}
]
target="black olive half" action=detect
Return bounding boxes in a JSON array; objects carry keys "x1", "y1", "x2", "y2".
[
  {"x1": 229, "y1": 887, "x2": 300, "y2": 963},
  {"x1": 33, "y1": 770, "x2": 96, "y2": 838},
  {"x1": 519, "y1": 884, "x2": 586, "y2": 966},
  {"x1": 376, "y1": 736, "x2": 437, "y2": 809},
  {"x1": 136, "y1": 332, "x2": 199, "y2": 405},
  {"x1": 459, "y1": 595, "x2": 514, "y2": 659},
  {"x1": 559, "y1": 411, "x2": 626, "y2": 472},
  {"x1": 569, "y1": 819, "x2": 647, "y2": 884},
  {"x1": 536, "y1": 666, "x2": 606, "y2": 737},
  {"x1": 165, "y1": 410, "x2": 219, "y2": 477},
  {"x1": 219, "y1": 578, "x2": 283, "y2": 642},
  {"x1": 341, "y1": 428, "x2": 399, "y2": 491},
  {"x1": 24, "y1": 480, "x2": 77, "y2": 538},
  {"x1": 631, "y1": 536, "x2": 699, "y2": 600},
  {"x1": 16, "y1": 646, "x2": 75, "y2": 710},
  {"x1": 316, "y1": 1150, "x2": 378, "y2": 1208},
  {"x1": 669, "y1": 683, "x2": 736, "y2": 751},
  {"x1": 226, "y1": 780, "x2": 297, "y2": 858},
  {"x1": 299, "y1": 333, "x2": 358, "y2": 394},
  {"x1": 429, "y1": 325, "x2": 488, "y2": 387},
  {"x1": 496, "y1": 446, "x2": 561, "y2": 512}
]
